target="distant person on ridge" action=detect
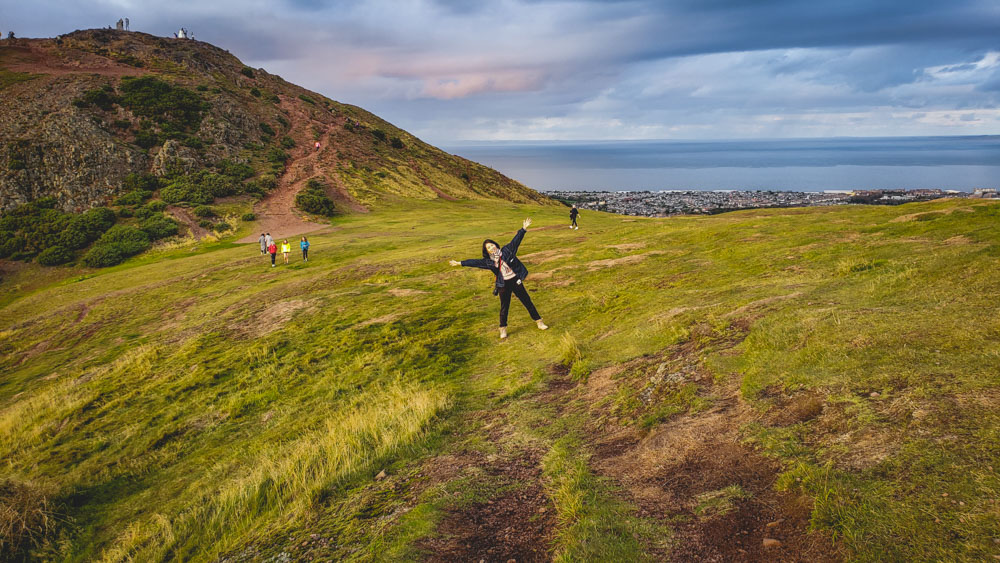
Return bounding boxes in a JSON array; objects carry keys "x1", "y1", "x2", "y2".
[
  {"x1": 281, "y1": 239, "x2": 291, "y2": 264},
  {"x1": 569, "y1": 205, "x2": 579, "y2": 230},
  {"x1": 267, "y1": 241, "x2": 277, "y2": 267},
  {"x1": 449, "y1": 218, "x2": 548, "y2": 339},
  {"x1": 300, "y1": 236, "x2": 310, "y2": 261},
  {"x1": 314, "y1": 141, "x2": 321, "y2": 151},
  {"x1": 259, "y1": 233, "x2": 266, "y2": 255}
]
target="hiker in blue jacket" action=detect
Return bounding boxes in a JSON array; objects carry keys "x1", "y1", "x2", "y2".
[
  {"x1": 450, "y1": 218, "x2": 548, "y2": 339},
  {"x1": 300, "y1": 236, "x2": 310, "y2": 261}
]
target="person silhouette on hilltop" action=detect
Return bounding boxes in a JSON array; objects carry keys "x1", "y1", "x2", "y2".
[{"x1": 450, "y1": 218, "x2": 548, "y2": 339}]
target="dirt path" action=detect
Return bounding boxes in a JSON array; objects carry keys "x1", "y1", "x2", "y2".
[
  {"x1": 415, "y1": 321, "x2": 839, "y2": 561},
  {"x1": 237, "y1": 99, "x2": 357, "y2": 243},
  {"x1": 166, "y1": 205, "x2": 210, "y2": 239}
]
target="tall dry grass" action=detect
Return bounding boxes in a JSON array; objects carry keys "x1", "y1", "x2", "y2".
[{"x1": 100, "y1": 382, "x2": 448, "y2": 562}]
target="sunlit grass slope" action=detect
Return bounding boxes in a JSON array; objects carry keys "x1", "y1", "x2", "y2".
[{"x1": 2, "y1": 198, "x2": 1000, "y2": 561}]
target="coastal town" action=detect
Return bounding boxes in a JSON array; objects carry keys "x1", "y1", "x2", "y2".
[{"x1": 548, "y1": 188, "x2": 999, "y2": 217}]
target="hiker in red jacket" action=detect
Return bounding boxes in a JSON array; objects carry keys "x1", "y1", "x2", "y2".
[{"x1": 267, "y1": 241, "x2": 278, "y2": 267}]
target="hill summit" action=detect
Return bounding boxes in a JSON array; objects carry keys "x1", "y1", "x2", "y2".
[{"x1": 0, "y1": 29, "x2": 549, "y2": 215}]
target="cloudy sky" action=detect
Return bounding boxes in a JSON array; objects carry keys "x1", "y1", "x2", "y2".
[{"x1": 6, "y1": 0, "x2": 1000, "y2": 144}]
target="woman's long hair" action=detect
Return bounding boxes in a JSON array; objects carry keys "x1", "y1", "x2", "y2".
[{"x1": 482, "y1": 239, "x2": 500, "y2": 260}]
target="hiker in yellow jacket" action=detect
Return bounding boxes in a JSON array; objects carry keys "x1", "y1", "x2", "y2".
[{"x1": 281, "y1": 240, "x2": 291, "y2": 264}]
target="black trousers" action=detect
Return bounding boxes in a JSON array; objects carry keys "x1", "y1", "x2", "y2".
[
  {"x1": 270, "y1": 252, "x2": 276, "y2": 265},
  {"x1": 302, "y1": 248, "x2": 308, "y2": 260},
  {"x1": 498, "y1": 280, "x2": 540, "y2": 327},
  {"x1": 571, "y1": 216, "x2": 578, "y2": 227}
]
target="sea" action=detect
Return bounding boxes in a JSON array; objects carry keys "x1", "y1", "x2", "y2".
[{"x1": 443, "y1": 136, "x2": 1000, "y2": 192}]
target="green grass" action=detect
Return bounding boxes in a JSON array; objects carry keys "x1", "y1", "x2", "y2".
[
  {"x1": 0, "y1": 69, "x2": 40, "y2": 90},
  {"x1": 2, "y1": 198, "x2": 1000, "y2": 560}
]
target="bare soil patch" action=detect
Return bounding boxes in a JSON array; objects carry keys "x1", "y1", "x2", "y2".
[
  {"x1": 229, "y1": 298, "x2": 319, "y2": 336},
  {"x1": 586, "y1": 250, "x2": 667, "y2": 271},
  {"x1": 3, "y1": 41, "x2": 145, "y2": 77},
  {"x1": 724, "y1": 292, "x2": 803, "y2": 319},
  {"x1": 607, "y1": 242, "x2": 646, "y2": 251},
  {"x1": 890, "y1": 206, "x2": 973, "y2": 223},
  {"x1": 572, "y1": 323, "x2": 840, "y2": 561},
  {"x1": 387, "y1": 288, "x2": 428, "y2": 297},
  {"x1": 356, "y1": 312, "x2": 402, "y2": 327},
  {"x1": 417, "y1": 447, "x2": 554, "y2": 563},
  {"x1": 166, "y1": 206, "x2": 210, "y2": 240}
]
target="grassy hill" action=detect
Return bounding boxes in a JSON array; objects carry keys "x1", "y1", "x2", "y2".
[
  {"x1": 1, "y1": 29, "x2": 549, "y2": 215},
  {"x1": 1, "y1": 29, "x2": 551, "y2": 269},
  {"x1": 2, "y1": 198, "x2": 1000, "y2": 561}
]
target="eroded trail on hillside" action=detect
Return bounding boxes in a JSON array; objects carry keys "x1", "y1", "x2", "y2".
[
  {"x1": 237, "y1": 98, "x2": 365, "y2": 243},
  {"x1": 414, "y1": 320, "x2": 839, "y2": 561},
  {"x1": 2, "y1": 41, "x2": 146, "y2": 77}
]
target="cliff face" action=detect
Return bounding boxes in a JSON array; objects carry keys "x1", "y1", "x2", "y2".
[{"x1": 0, "y1": 29, "x2": 549, "y2": 213}]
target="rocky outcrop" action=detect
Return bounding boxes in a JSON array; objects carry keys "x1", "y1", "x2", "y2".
[{"x1": 1, "y1": 75, "x2": 149, "y2": 212}]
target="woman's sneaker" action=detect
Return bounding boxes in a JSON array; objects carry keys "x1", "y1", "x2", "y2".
[
  {"x1": 536, "y1": 320, "x2": 548, "y2": 330},
  {"x1": 500, "y1": 327, "x2": 508, "y2": 339}
]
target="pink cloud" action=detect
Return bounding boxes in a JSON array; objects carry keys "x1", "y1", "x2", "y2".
[{"x1": 418, "y1": 70, "x2": 547, "y2": 99}]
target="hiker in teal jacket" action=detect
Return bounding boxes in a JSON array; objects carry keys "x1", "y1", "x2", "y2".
[{"x1": 300, "y1": 236, "x2": 310, "y2": 261}]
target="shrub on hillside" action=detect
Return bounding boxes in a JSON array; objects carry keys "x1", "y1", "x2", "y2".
[
  {"x1": 60, "y1": 207, "x2": 116, "y2": 249},
  {"x1": 280, "y1": 136, "x2": 296, "y2": 149},
  {"x1": 76, "y1": 84, "x2": 119, "y2": 111},
  {"x1": 241, "y1": 213, "x2": 256, "y2": 221},
  {"x1": 193, "y1": 206, "x2": 215, "y2": 218},
  {"x1": 160, "y1": 171, "x2": 237, "y2": 204},
  {"x1": 266, "y1": 148, "x2": 289, "y2": 165},
  {"x1": 217, "y1": 159, "x2": 254, "y2": 180},
  {"x1": 117, "y1": 207, "x2": 134, "y2": 218},
  {"x1": 95, "y1": 225, "x2": 151, "y2": 256},
  {"x1": 250, "y1": 87, "x2": 261, "y2": 98},
  {"x1": 113, "y1": 190, "x2": 152, "y2": 206},
  {"x1": 0, "y1": 199, "x2": 115, "y2": 260},
  {"x1": 0, "y1": 235, "x2": 27, "y2": 260},
  {"x1": 390, "y1": 136, "x2": 404, "y2": 149},
  {"x1": 295, "y1": 178, "x2": 336, "y2": 216},
  {"x1": 81, "y1": 244, "x2": 125, "y2": 267},
  {"x1": 371, "y1": 130, "x2": 387, "y2": 142},
  {"x1": 144, "y1": 200, "x2": 167, "y2": 212},
  {"x1": 259, "y1": 123, "x2": 275, "y2": 137},
  {"x1": 36, "y1": 245, "x2": 74, "y2": 266},
  {"x1": 140, "y1": 214, "x2": 179, "y2": 240},
  {"x1": 80, "y1": 224, "x2": 152, "y2": 268},
  {"x1": 118, "y1": 76, "x2": 209, "y2": 134},
  {"x1": 134, "y1": 129, "x2": 159, "y2": 149},
  {"x1": 241, "y1": 67, "x2": 255, "y2": 78},
  {"x1": 213, "y1": 222, "x2": 232, "y2": 232},
  {"x1": 258, "y1": 174, "x2": 277, "y2": 191}
]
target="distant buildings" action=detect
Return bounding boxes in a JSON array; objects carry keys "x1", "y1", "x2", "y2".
[{"x1": 547, "y1": 189, "x2": 969, "y2": 217}]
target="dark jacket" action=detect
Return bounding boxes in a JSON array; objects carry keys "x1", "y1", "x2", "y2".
[
  {"x1": 570, "y1": 208, "x2": 579, "y2": 218},
  {"x1": 461, "y1": 228, "x2": 529, "y2": 292}
]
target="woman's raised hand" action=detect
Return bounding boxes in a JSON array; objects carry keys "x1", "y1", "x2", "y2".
[
  {"x1": 449, "y1": 260, "x2": 461, "y2": 267},
  {"x1": 522, "y1": 218, "x2": 532, "y2": 230}
]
